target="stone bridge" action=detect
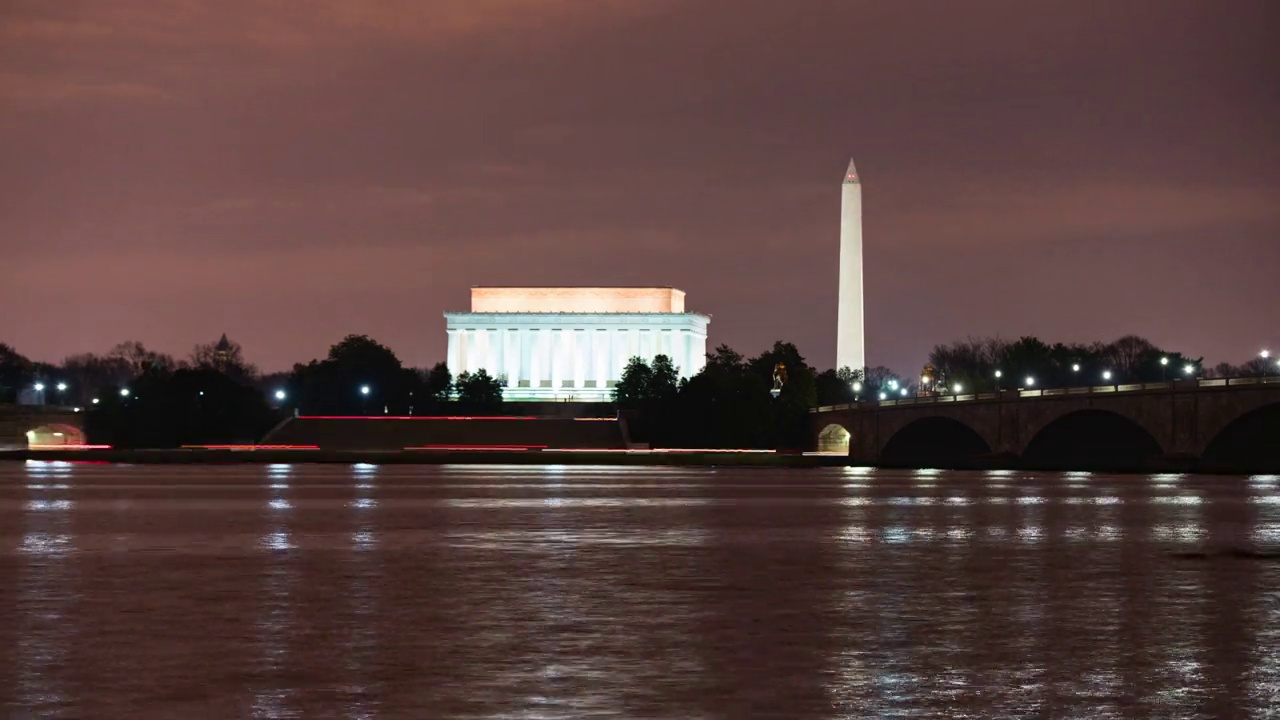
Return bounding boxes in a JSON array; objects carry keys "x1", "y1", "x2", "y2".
[
  {"x1": 811, "y1": 377, "x2": 1280, "y2": 473},
  {"x1": 0, "y1": 405, "x2": 88, "y2": 451}
]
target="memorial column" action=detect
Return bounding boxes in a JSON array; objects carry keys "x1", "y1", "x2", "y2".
[
  {"x1": 446, "y1": 328, "x2": 460, "y2": 378},
  {"x1": 505, "y1": 328, "x2": 520, "y2": 388}
]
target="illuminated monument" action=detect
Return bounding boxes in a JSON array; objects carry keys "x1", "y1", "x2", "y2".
[
  {"x1": 836, "y1": 158, "x2": 866, "y2": 372},
  {"x1": 444, "y1": 287, "x2": 709, "y2": 401}
]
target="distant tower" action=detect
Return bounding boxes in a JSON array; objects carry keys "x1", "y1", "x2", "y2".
[
  {"x1": 213, "y1": 333, "x2": 233, "y2": 364},
  {"x1": 836, "y1": 158, "x2": 865, "y2": 372}
]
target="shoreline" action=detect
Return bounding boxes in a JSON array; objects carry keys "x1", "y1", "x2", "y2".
[
  {"x1": 0, "y1": 448, "x2": 1272, "y2": 474},
  {"x1": 1, "y1": 448, "x2": 846, "y2": 467}
]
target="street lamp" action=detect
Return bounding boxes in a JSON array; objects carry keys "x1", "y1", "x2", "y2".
[
  {"x1": 91, "y1": 398, "x2": 100, "y2": 405},
  {"x1": 1183, "y1": 364, "x2": 1195, "y2": 376},
  {"x1": 360, "y1": 385, "x2": 371, "y2": 396},
  {"x1": 900, "y1": 388, "x2": 909, "y2": 397},
  {"x1": 1262, "y1": 350, "x2": 1271, "y2": 359},
  {"x1": 33, "y1": 382, "x2": 45, "y2": 392},
  {"x1": 879, "y1": 392, "x2": 887, "y2": 400},
  {"x1": 1025, "y1": 376, "x2": 1035, "y2": 388},
  {"x1": 1102, "y1": 370, "x2": 1112, "y2": 382},
  {"x1": 851, "y1": 381, "x2": 862, "y2": 400},
  {"x1": 274, "y1": 389, "x2": 286, "y2": 401},
  {"x1": 120, "y1": 388, "x2": 130, "y2": 397},
  {"x1": 1160, "y1": 356, "x2": 1168, "y2": 381},
  {"x1": 953, "y1": 383, "x2": 963, "y2": 394},
  {"x1": 1071, "y1": 364, "x2": 1080, "y2": 373}
]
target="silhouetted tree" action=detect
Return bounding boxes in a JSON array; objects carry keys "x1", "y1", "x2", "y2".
[
  {"x1": 190, "y1": 334, "x2": 257, "y2": 383},
  {"x1": 454, "y1": 369, "x2": 504, "y2": 406},
  {"x1": 614, "y1": 357, "x2": 655, "y2": 409},
  {"x1": 287, "y1": 334, "x2": 416, "y2": 415},
  {"x1": 87, "y1": 367, "x2": 276, "y2": 448},
  {"x1": 815, "y1": 369, "x2": 858, "y2": 405},
  {"x1": 424, "y1": 362, "x2": 453, "y2": 401},
  {"x1": 929, "y1": 336, "x2": 1007, "y2": 392},
  {"x1": 861, "y1": 366, "x2": 906, "y2": 399},
  {"x1": 0, "y1": 343, "x2": 33, "y2": 402},
  {"x1": 108, "y1": 340, "x2": 176, "y2": 377},
  {"x1": 999, "y1": 336, "x2": 1055, "y2": 387},
  {"x1": 256, "y1": 370, "x2": 291, "y2": 400},
  {"x1": 1208, "y1": 356, "x2": 1274, "y2": 378},
  {"x1": 749, "y1": 341, "x2": 817, "y2": 408},
  {"x1": 668, "y1": 345, "x2": 773, "y2": 448},
  {"x1": 59, "y1": 353, "x2": 132, "y2": 405},
  {"x1": 928, "y1": 334, "x2": 1204, "y2": 389}
]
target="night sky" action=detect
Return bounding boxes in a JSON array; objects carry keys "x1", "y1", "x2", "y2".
[{"x1": 3, "y1": 1, "x2": 1277, "y2": 374}]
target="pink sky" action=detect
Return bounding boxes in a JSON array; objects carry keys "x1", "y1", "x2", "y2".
[{"x1": 2, "y1": 0, "x2": 1277, "y2": 373}]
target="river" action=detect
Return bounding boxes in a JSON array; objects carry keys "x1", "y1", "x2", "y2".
[{"x1": 0, "y1": 462, "x2": 1277, "y2": 718}]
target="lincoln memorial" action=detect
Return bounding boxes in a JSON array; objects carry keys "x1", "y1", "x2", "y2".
[{"x1": 444, "y1": 287, "x2": 710, "y2": 401}]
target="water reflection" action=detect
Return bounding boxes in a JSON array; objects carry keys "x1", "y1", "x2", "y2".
[
  {"x1": 255, "y1": 464, "x2": 296, "y2": 718},
  {"x1": 0, "y1": 464, "x2": 1276, "y2": 717},
  {"x1": 15, "y1": 461, "x2": 77, "y2": 716}
]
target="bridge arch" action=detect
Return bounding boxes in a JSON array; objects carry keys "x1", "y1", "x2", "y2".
[
  {"x1": 1200, "y1": 401, "x2": 1280, "y2": 471},
  {"x1": 816, "y1": 423, "x2": 851, "y2": 454},
  {"x1": 26, "y1": 423, "x2": 86, "y2": 448},
  {"x1": 881, "y1": 416, "x2": 992, "y2": 468},
  {"x1": 1022, "y1": 409, "x2": 1162, "y2": 471}
]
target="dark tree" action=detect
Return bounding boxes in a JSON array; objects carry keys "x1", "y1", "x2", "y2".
[
  {"x1": 59, "y1": 353, "x2": 133, "y2": 405},
  {"x1": 108, "y1": 340, "x2": 176, "y2": 377},
  {"x1": 0, "y1": 343, "x2": 33, "y2": 402},
  {"x1": 862, "y1": 365, "x2": 906, "y2": 399},
  {"x1": 648, "y1": 355, "x2": 680, "y2": 402},
  {"x1": 287, "y1": 334, "x2": 416, "y2": 415},
  {"x1": 815, "y1": 368, "x2": 858, "y2": 405},
  {"x1": 424, "y1": 362, "x2": 454, "y2": 401},
  {"x1": 613, "y1": 356, "x2": 655, "y2": 409},
  {"x1": 190, "y1": 334, "x2": 258, "y2": 383},
  {"x1": 683, "y1": 346, "x2": 763, "y2": 443},
  {"x1": 86, "y1": 367, "x2": 277, "y2": 448},
  {"x1": 748, "y1": 342, "x2": 816, "y2": 405},
  {"x1": 454, "y1": 369, "x2": 504, "y2": 406}
]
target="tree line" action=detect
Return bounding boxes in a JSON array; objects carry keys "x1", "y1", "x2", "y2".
[
  {"x1": 1, "y1": 331, "x2": 1271, "y2": 449},
  {"x1": 0, "y1": 334, "x2": 505, "y2": 448},
  {"x1": 613, "y1": 341, "x2": 909, "y2": 449},
  {"x1": 924, "y1": 334, "x2": 1221, "y2": 394}
]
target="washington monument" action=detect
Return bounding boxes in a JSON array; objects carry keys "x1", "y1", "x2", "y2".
[{"x1": 836, "y1": 158, "x2": 865, "y2": 372}]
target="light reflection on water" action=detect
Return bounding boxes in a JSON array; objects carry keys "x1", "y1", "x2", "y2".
[
  {"x1": 0, "y1": 462, "x2": 1277, "y2": 717},
  {"x1": 255, "y1": 465, "x2": 298, "y2": 718}
]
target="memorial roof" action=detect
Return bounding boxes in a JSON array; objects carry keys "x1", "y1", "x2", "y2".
[{"x1": 469, "y1": 287, "x2": 687, "y2": 314}]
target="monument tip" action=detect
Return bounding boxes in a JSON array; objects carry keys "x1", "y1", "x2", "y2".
[{"x1": 844, "y1": 158, "x2": 859, "y2": 184}]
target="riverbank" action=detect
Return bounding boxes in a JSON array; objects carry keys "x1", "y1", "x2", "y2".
[
  {"x1": 1, "y1": 447, "x2": 848, "y2": 467},
  {"x1": 2, "y1": 448, "x2": 1269, "y2": 473}
]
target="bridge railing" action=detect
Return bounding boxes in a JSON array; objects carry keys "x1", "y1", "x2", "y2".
[{"x1": 812, "y1": 374, "x2": 1280, "y2": 412}]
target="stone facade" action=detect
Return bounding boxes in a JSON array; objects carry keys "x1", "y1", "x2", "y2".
[
  {"x1": 0, "y1": 406, "x2": 86, "y2": 450},
  {"x1": 836, "y1": 159, "x2": 865, "y2": 372},
  {"x1": 811, "y1": 379, "x2": 1280, "y2": 468},
  {"x1": 445, "y1": 287, "x2": 709, "y2": 401}
]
